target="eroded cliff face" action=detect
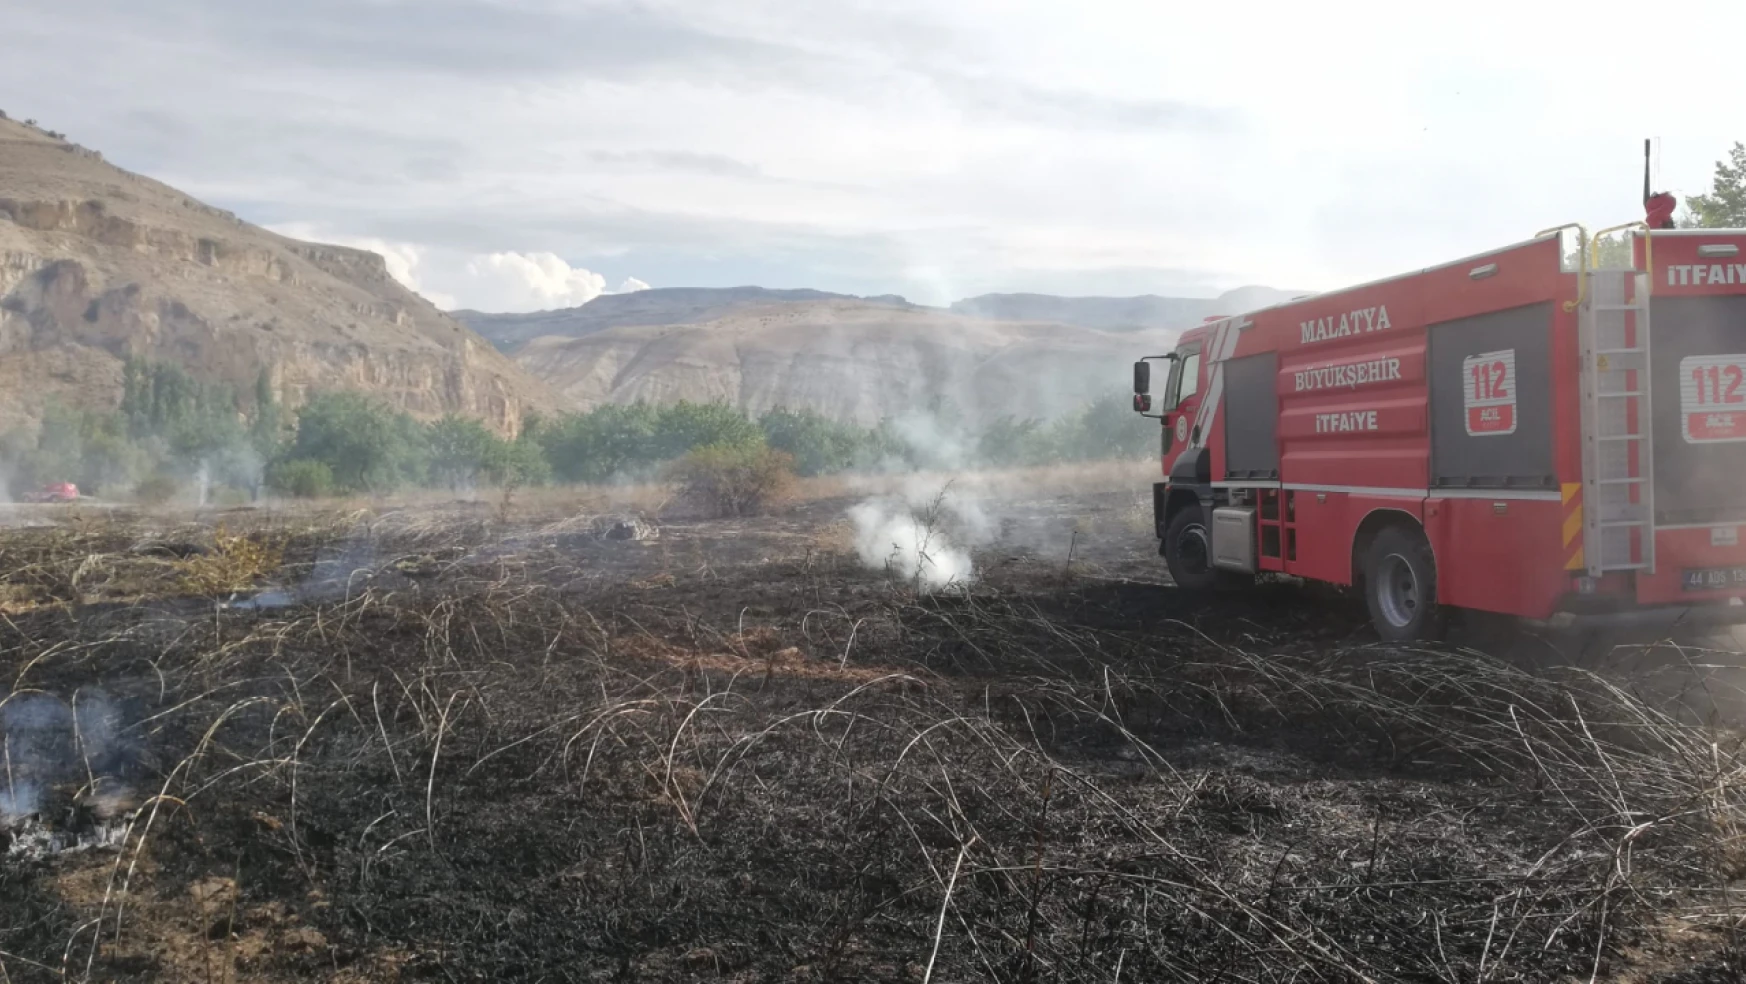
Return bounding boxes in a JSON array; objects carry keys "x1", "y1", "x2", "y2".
[{"x1": 0, "y1": 118, "x2": 561, "y2": 436}]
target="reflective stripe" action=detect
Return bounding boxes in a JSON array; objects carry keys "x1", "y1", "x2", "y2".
[
  {"x1": 1284, "y1": 484, "x2": 1423, "y2": 498},
  {"x1": 1277, "y1": 484, "x2": 1561, "y2": 501}
]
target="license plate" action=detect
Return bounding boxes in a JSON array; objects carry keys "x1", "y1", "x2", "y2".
[{"x1": 1682, "y1": 566, "x2": 1746, "y2": 591}]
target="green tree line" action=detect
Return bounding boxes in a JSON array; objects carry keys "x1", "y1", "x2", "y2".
[{"x1": 0, "y1": 360, "x2": 1158, "y2": 501}]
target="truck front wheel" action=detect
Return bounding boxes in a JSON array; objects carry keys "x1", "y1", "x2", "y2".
[
  {"x1": 1362, "y1": 526, "x2": 1445, "y2": 642},
  {"x1": 1164, "y1": 507, "x2": 1242, "y2": 591}
]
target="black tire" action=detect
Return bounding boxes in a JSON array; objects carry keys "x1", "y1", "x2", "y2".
[
  {"x1": 1362, "y1": 525, "x2": 1445, "y2": 642},
  {"x1": 1163, "y1": 507, "x2": 1250, "y2": 591}
]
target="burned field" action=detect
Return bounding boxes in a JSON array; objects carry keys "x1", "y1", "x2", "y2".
[{"x1": 3, "y1": 489, "x2": 1746, "y2": 982}]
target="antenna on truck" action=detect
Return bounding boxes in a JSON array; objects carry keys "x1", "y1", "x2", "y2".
[
  {"x1": 1643, "y1": 139, "x2": 1652, "y2": 204},
  {"x1": 1644, "y1": 138, "x2": 1677, "y2": 229}
]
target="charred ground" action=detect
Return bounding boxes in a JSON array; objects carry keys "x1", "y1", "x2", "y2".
[{"x1": 2, "y1": 485, "x2": 1745, "y2": 982}]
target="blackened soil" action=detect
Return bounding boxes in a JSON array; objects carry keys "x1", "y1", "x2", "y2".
[{"x1": 3, "y1": 490, "x2": 1745, "y2": 982}]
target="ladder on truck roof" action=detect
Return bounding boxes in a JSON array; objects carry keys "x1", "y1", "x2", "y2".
[{"x1": 1571, "y1": 221, "x2": 1655, "y2": 576}]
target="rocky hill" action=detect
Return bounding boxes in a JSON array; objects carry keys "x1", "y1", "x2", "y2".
[
  {"x1": 512, "y1": 299, "x2": 1177, "y2": 427},
  {"x1": 949, "y1": 286, "x2": 1305, "y2": 331},
  {"x1": 455, "y1": 287, "x2": 920, "y2": 351},
  {"x1": 455, "y1": 286, "x2": 1305, "y2": 357},
  {"x1": 465, "y1": 284, "x2": 1307, "y2": 427},
  {"x1": 0, "y1": 117, "x2": 561, "y2": 436}
]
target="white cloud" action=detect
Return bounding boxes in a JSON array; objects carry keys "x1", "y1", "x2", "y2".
[
  {"x1": 267, "y1": 224, "x2": 648, "y2": 312},
  {"x1": 460, "y1": 252, "x2": 607, "y2": 312}
]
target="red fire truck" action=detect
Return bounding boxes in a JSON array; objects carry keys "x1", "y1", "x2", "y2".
[{"x1": 1133, "y1": 185, "x2": 1746, "y2": 640}]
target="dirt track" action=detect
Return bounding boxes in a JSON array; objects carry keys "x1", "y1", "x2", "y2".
[{"x1": 3, "y1": 486, "x2": 1746, "y2": 982}]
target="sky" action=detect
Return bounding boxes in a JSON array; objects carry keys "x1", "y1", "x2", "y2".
[{"x1": 4, "y1": 0, "x2": 1745, "y2": 312}]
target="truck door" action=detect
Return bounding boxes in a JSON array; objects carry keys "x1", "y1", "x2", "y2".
[{"x1": 1163, "y1": 342, "x2": 1204, "y2": 467}]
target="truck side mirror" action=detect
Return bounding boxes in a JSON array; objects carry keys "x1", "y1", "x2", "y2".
[{"x1": 1132, "y1": 360, "x2": 1150, "y2": 395}]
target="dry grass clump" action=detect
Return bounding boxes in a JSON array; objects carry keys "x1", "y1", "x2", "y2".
[{"x1": 173, "y1": 524, "x2": 283, "y2": 595}]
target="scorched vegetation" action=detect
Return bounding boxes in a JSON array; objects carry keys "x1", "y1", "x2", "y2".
[{"x1": 1, "y1": 486, "x2": 1745, "y2": 982}]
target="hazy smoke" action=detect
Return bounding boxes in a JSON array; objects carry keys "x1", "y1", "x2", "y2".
[
  {"x1": 2, "y1": 689, "x2": 139, "y2": 824},
  {"x1": 886, "y1": 411, "x2": 975, "y2": 472},
  {"x1": 846, "y1": 479, "x2": 989, "y2": 591},
  {"x1": 229, "y1": 521, "x2": 377, "y2": 611}
]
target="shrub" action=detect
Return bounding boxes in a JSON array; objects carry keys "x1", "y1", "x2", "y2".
[
  {"x1": 287, "y1": 391, "x2": 427, "y2": 492},
  {"x1": 759, "y1": 407, "x2": 877, "y2": 476},
  {"x1": 427, "y1": 414, "x2": 503, "y2": 490},
  {"x1": 265, "y1": 459, "x2": 335, "y2": 499},
  {"x1": 538, "y1": 404, "x2": 659, "y2": 483},
  {"x1": 651, "y1": 402, "x2": 763, "y2": 459},
  {"x1": 669, "y1": 444, "x2": 795, "y2": 517},
  {"x1": 133, "y1": 473, "x2": 182, "y2": 506}
]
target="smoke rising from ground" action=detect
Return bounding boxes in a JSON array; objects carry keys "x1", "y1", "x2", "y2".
[
  {"x1": 846, "y1": 478, "x2": 994, "y2": 592},
  {"x1": 1, "y1": 689, "x2": 139, "y2": 825}
]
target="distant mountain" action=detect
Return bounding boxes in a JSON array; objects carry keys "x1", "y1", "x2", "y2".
[
  {"x1": 511, "y1": 299, "x2": 1175, "y2": 427},
  {"x1": 454, "y1": 287, "x2": 921, "y2": 351},
  {"x1": 460, "y1": 283, "x2": 1312, "y2": 427},
  {"x1": 949, "y1": 286, "x2": 1307, "y2": 331}
]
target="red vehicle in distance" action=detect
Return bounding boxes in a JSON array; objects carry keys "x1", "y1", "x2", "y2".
[{"x1": 25, "y1": 482, "x2": 80, "y2": 504}]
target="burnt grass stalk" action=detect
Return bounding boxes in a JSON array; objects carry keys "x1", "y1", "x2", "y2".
[{"x1": 1, "y1": 504, "x2": 1745, "y2": 982}]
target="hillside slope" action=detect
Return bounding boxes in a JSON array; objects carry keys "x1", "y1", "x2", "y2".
[
  {"x1": 455, "y1": 287, "x2": 920, "y2": 351},
  {"x1": 949, "y1": 286, "x2": 1305, "y2": 330},
  {"x1": 514, "y1": 299, "x2": 1176, "y2": 426},
  {"x1": 0, "y1": 117, "x2": 561, "y2": 436}
]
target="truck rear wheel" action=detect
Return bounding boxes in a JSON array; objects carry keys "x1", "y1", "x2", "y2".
[
  {"x1": 1363, "y1": 525, "x2": 1444, "y2": 642},
  {"x1": 1164, "y1": 507, "x2": 1249, "y2": 591}
]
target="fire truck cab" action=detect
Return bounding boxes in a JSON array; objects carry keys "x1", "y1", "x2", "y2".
[{"x1": 1135, "y1": 217, "x2": 1746, "y2": 640}]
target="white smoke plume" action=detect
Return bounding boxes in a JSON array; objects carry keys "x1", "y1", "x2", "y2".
[
  {"x1": 846, "y1": 479, "x2": 991, "y2": 592},
  {"x1": 2, "y1": 689, "x2": 138, "y2": 824}
]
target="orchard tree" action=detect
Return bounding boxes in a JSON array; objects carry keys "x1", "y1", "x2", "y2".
[
  {"x1": 287, "y1": 392, "x2": 426, "y2": 492},
  {"x1": 1686, "y1": 142, "x2": 1746, "y2": 228}
]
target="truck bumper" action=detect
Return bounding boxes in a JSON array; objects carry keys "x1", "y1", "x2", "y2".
[{"x1": 1526, "y1": 600, "x2": 1746, "y2": 632}]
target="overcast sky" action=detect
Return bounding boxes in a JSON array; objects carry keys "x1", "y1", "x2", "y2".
[{"x1": 5, "y1": 0, "x2": 1745, "y2": 311}]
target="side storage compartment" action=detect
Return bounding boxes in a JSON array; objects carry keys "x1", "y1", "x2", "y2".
[
  {"x1": 1425, "y1": 301, "x2": 1565, "y2": 617},
  {"x1": 1651, "y1": 295, "x2": 1746, "y2": 526},
  {"x1": 1212, "y1": 506, "x2": 1256, "y2": 573},
  {"x1": 1426, "y1": 301, "x2": 1557, "y2": 490},
  {"x1": 1223, "y1": 353, "x2": 1279, "y2": 481}
]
